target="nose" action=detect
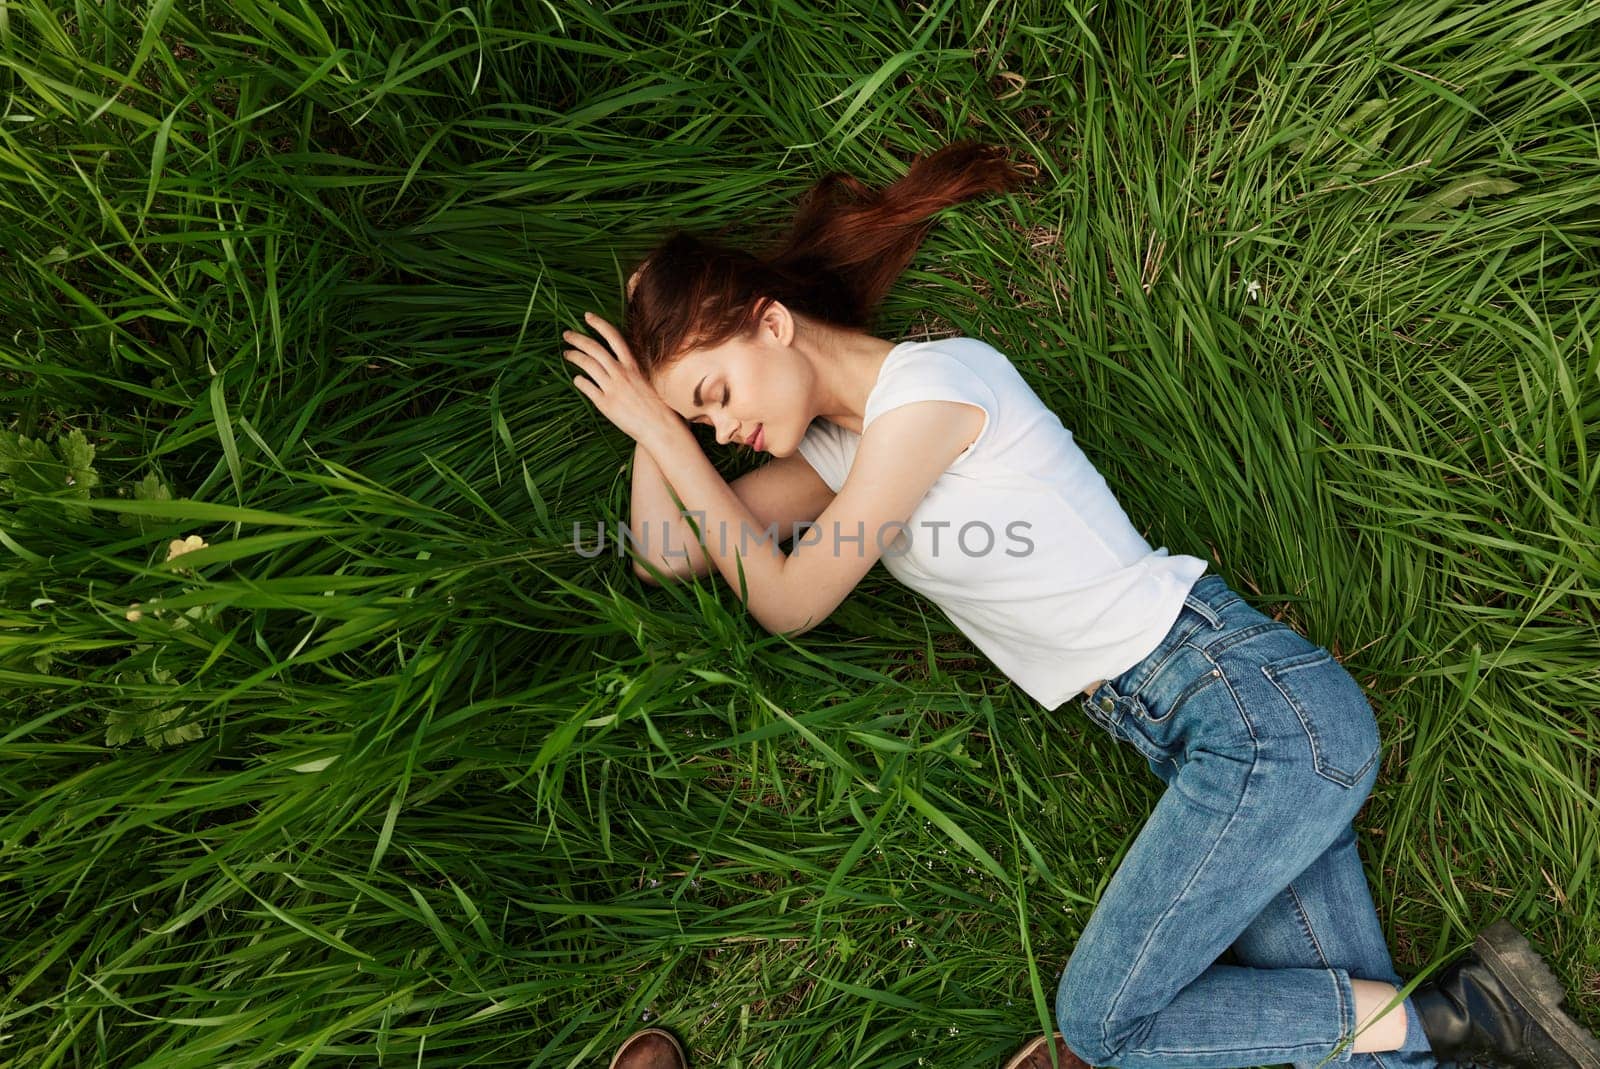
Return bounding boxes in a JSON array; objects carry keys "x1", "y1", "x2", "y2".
[{"x1": 714, "y1": 417, "x2": 741, "y2": 447}]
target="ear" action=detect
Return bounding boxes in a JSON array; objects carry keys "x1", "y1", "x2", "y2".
[{"x1": 759, "y1": 299, "x2": 795, "y2": 347}]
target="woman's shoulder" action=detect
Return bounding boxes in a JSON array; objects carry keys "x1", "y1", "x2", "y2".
[{"x1": 889, "y1": 335, "x2": 1025, "y2": 388}]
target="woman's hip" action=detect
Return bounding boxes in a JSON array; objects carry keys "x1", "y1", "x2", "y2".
[{"x1": 1080, "y1": 573, "x2": 1383, "y2": 793}]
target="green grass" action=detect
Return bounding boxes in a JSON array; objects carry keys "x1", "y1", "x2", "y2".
[{"x1": 2, "y1": 1, "x2": 1597, "y2": 1066}]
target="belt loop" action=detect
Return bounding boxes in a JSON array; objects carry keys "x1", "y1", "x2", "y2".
[{"x1": 1183, "y1": 591, "x2": 1224, "y2": 630}]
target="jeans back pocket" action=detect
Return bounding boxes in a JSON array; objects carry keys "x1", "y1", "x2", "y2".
[{"x1": 1259, "y1": 647, "x2": 1381, "y2": 789}]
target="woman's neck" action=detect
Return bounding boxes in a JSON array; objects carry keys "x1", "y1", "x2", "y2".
[{"x1": 809, "y1": 330, "x2": 901, "y2": 434}]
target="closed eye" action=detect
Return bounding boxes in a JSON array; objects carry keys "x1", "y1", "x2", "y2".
[{"x1": 693, "y1": 387, "x2": 728, "y2": 426}]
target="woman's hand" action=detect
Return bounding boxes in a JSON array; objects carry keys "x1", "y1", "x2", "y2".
[{"x1": 562, "y1": 311, "x2": 682, "y2": 450}]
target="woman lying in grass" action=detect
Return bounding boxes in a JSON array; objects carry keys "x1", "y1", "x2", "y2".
[{"x1": 561, "y1": 141, "x2": 1600, "y2": 1069}]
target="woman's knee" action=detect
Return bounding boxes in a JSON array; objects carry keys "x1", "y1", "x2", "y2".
[{"x1": 1055, "y1": 952, "x2": 1121, "y2": 1065}]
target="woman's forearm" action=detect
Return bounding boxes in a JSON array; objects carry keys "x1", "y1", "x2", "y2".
[
  {"x1": 628, "y1": 439, "x2": 711, "y2": 581},
  {"x1": 640, "y1": 421, "x2": 790, "y2": 630}
]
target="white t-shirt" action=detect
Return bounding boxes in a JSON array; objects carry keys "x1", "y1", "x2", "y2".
[{"x1": 795, "y1": 335, "x2": 1207, "y2": 711}]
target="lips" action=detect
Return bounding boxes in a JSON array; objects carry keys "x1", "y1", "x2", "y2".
[{"x1": 749, "y1": 424, "x2": 764, "y2": 451}]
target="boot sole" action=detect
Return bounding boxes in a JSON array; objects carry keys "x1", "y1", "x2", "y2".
[
  {"x1": 607, "y1": 1027, "x2": 686, "y2": 1069},
  {"x1": 1475, "y1": 919, "x2": 1600, "y2": 1069}
]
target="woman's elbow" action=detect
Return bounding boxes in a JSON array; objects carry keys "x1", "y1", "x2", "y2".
[{"x1": 763, "y1": 606, "x2": 823, "y2": 637}]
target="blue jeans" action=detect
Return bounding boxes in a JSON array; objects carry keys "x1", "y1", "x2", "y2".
[{"x1": 1054, "y1": 573, "x2": 1437, "y2": 1069}]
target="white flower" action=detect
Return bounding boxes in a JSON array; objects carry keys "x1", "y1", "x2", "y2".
[
  {"x1": 1245, "y1": 279, "x2": 1262, "y2": 302},
  {"x1": 125, "y1": 602, "x2": 143, "y2": 622}
]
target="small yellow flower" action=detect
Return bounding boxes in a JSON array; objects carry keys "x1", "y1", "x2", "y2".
[
  {"x1": 165, "y1": 535, "x2": 210, "y2": 577},
  {"x1": 165, "y1": 535, "x2": 209, "y2": 563},
  {"x1": 126, "y1": 602, "x2": 143, "y2": 622}
]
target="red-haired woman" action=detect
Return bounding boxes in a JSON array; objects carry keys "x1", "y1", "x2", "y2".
[{"x1": 562, "y1": 142, "x2": 1600, "y2": 1069}]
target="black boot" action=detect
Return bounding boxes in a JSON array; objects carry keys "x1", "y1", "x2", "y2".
[{"x1": 1409, "y1": 919, "x2": 1600, "y2": 1069}]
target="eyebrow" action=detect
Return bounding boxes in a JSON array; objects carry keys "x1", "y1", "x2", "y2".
[{"x1": 692, "y1": 376, "x2": 706, "y2": 410}]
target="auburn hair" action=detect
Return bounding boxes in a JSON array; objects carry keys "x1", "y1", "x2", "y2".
[{"x1": 620, "y1": 140, "x2": 1031, "y2": 377}]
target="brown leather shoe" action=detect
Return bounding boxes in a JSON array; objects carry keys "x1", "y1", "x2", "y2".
[
  {"x1": 1003, "y1": 1033, "x2": 1094, "y2": 1069},
  {"x1": 607, "y1": 1027, "x2": 686, "y2": 1069}
]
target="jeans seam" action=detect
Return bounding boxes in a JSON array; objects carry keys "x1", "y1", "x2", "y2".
[
  {"x1": 1131, "y1": 616, "x2": 1213, "y2": 695},
  {"x1": 1288, "y1": 882, "x2": 1334, "y2": 969},
  {"x1": 1335, "y1": 966, "x2": 1356, "y2": 1062},
  {"x1": 1292, "y1": 882, "x2": 1362, "y2": 1064},
  {"x1": 1190, "y1": 620, "x2": 1288, "y2": 660},
  {"x1": 1204, "y1": 653, "x2": 1258, "y2": 744},
  {"x1": 1125, "y1": 1039, "x2": 1362, "y2": 1058},
  {"x1": 1123, "y1": 590, "x2": 1229, "y2": 700}
]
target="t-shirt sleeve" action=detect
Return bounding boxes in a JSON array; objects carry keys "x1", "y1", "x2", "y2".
[
  {"x1": 863, "y1": 349, "x2": 997, "y2": 466},
  {"x1": 794, "y1": 418, "x2": 856, "y2": 494}
]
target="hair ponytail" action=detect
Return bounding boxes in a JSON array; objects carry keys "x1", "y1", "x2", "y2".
[{"x1": 621, "y1": 141, "x2": 1031, "y2": 376}]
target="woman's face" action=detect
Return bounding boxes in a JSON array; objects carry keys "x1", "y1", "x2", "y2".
[{"x1": 650, "y1": 303, "x2": 812, "y2": 457}]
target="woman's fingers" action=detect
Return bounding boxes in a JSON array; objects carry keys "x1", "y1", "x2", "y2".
[
  {"x1": 580, "y1": 311, "x2": 639, "y2": 370},
  {"x1": 563, "y1": 346, "x2": 610, "y2": 385},
  {"x1": 561, "y1": 323, "x2": 615, "y2": 373}
]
